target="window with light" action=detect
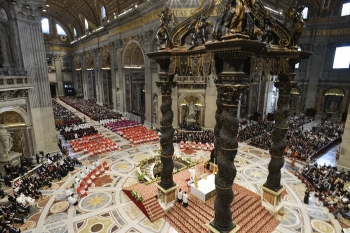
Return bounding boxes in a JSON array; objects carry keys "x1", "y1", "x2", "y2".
[
  {"x1": 302, "y1": 7, "x2": 309, "y2": 19},
  {"x1": 41, "y1": 18, "x2": 50, "y2": 34},
  {"x1": 101, "y1": 6, "x2": 107, "y2": 22},
  {"x1": 333, "y1": 46, "x2": 350, "y2": 69},
  {"x1": 56, "y1": 24, "x2": 67, "y2": 36},
  {"x1": 341, "y1": 2, "x2": 350, "y2": 16}
]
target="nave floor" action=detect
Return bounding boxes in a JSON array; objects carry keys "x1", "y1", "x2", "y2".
[{"x1": 17, "y1": 100, "x2": 343, "y2": 233}]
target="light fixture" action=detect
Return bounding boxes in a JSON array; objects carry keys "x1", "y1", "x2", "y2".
[
  {"x1": 46, "y1": 4, "x2": 49, "y2": 7},
  {"x1": 43, "y1": 9, "x2": 46, "y2": 12}
]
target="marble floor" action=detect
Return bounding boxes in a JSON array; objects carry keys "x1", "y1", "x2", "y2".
[{"x1": 18, "y1": 100, "x2": 344, "y2": 233}]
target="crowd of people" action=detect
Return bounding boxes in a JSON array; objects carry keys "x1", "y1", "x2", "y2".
[
  {"x1": 173, "y1": 130, "x2": 214, "y2": 144},
  {"x1": 248, "y1": 118, "x2": 343, "y2": 160},
  {"x1": 299, "y1": 163, "x2": 350, "y2": 221},
  {"x1": 59, "y1": 124, "x2": 98, "y2": 141},
  {"x1": 0, "y1": 152, "x2": 81, "y2": 232},
  {"x1": 53, "y1": 100, "x2": 82, "y2": 126},
  {"x1": 237, "y1": 121, "x2": 274, "y2": 142},
  {"x1": 60, "y1": 96, "x2": 122, "y2": 121}
]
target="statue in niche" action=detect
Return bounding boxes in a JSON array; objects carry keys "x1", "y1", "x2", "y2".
[
  {"x1": 0, "y1": 124, "x2": 13, "y2": 158},
  {"x1": 153, "y1": 94, "x2": 158, "y2": 116},
  {"x1": 184, "y1": 99, "x2": 199, "y2": 123},
  {"x1": 180, "y1": 96, "x2": 202, "y2": 131}
]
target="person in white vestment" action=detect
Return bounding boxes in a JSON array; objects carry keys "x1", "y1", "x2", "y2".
[
  {"x1": 182, "y1": 191, "x2": 188, "y2": 207},
  {"x1": 65, "y1": 188, "x2": 73, "y2": 197},
  {"x1": 177, "y1": 188, "x2": 183, "y2": 203},
  {"x1": 68, "y1": 194, "x2": 78, "y2": 206}
]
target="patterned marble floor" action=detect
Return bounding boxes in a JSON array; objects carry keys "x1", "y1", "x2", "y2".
[{"x1": 20, "y1": 101, "x2": 342, "y2": 233}]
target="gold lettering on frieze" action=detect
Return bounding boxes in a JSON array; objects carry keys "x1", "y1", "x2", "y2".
[
  {"x1": 302, "y1": 28, "x2": 350, "y2": 37},
  {"x1": 49, "y1": 46, "x2": 74, "y2": 52},
  {"x1": 109, "y1": 7, "x2": 223, "y2": 35}
]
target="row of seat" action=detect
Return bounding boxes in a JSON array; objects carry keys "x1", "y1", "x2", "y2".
[
  {"x1": 76, "y1": 162, "x2": 109, "y2": 197},
  {"x1": 179, "y1": 141, "x2": 214, "y2": 151}
]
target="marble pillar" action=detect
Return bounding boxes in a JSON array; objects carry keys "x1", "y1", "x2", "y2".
[
  {"x1": 317, "y1": 87, "x2": 324, "y2": 114},
  {"x1": 342, "y1": 89, "x2": 350, "y2": 114},
  {"x1": 12, "y1": 1, "x2": 58, "y2": 153},
  {"x1": 304, "y1": 43, "x2": 327, "y2": 109},
  {"x1": 339, "y1": 106, "x2": 350, "y2": 167},
  {"x1": 54, "y1": 56, "x2": 64, "y2": 96}
]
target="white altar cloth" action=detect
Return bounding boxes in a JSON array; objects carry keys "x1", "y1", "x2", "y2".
[{"x1": 190, "y1": 174, "x2": 216, "y2": 202}]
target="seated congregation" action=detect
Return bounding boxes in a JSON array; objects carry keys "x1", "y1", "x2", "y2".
[
  {"x1": 59, "y1": 96, "x2": 122, "y2": 121},
  {"x1": 298, "y1": 163, "x2": 350, "y2": 221}
]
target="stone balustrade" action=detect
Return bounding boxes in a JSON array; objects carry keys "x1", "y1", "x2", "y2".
[{"x1": 0, "y1": 76, "x2": 31, "y2": 87}]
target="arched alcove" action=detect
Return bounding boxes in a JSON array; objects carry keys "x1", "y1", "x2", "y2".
[
  {"x1": 323, "y1": 87, "x2": 345, "y2": 115},
  {"x1": 101, "y1": 48, "x2": 112, "y2": 104},
  {"x1": 122, "y1": 40, "x2": 145, "y2": 113}
]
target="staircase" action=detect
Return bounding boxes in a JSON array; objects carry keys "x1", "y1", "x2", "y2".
[
  {"x1": 143, "y1": 196, "x2": 165, "y2": 222},
  {"x1": 165, "y1": 184, "x2": 280, "y2": 233}
]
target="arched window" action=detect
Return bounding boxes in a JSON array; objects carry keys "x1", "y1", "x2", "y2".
[
  {"x1": 341, "y1": 2, "x2": 350, "y2": 16},
  {"x1": 41, "y1": 18, "x2": 50, "y2": 34},
  {"x1": 56, "y1": 24, "x2": 67, "y2": 36},
  {"x1": 73, "y1": 28, "x2": 77, "y2": 38},
  {"x1": 84, "y1": 18, "x2": 89, "y2": 32},
  {"x1": 101, "y1": 6, "x2": 107, "y2": 22},
  {"x1": 302, "y1": 7, "x2": 309, "y2": 19}
]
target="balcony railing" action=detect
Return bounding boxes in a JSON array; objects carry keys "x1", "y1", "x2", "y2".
[{"x1": 0, "y1": 76, "x2": 31, "y2": 87}]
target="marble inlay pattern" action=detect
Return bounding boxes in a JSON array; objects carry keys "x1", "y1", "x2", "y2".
[
  {"x1": 311, "y1": 219, "x2": 335, "y2": 233},
  {"x1": 131, "y1": 152, "x2": 151, "y2": 162},
  {"x1": 140, "y1": 217, "x2": 165, "y2": 232},
  {"x1": 111, "y1": 162, "x2": 134, "y2": 173},
  {"x1": 50, "y1": 201, "x2": 69, "y2": 214},
  {"x1": 280, "y1": 206, "x2": 300, "y2": 228},
  {"x1": 307, "y1": 209, "x2": 330, "y2": 220},
  {"x1": 76, "y1": 215, "x2": 115, "y2": 233},
  {"x1": 123, "y1": 203, "x2": 143, "y2": 219},
  {"x1": 243, "y1": 168, "x2": 268, "y2": 180},
  {"x1": 44, "y1": 214, "x2": 68, "y2": 225},
  {"x1": 79, "y1": 192, "x2": 112, "y2": 212},
  {"x1": 43, "y1": 225, "x2": 68, "y2": 233}
]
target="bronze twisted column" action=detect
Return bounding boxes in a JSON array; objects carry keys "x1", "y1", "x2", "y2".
[
  {"x1": 263, "y1": 72, "x2": 296, "y2": 191},
  {"x1": 211, "y1": 84, "x2": 246, "y2": 232},
  {"x1": 156, "y1": 80, "x2": 177, "y2": 189}
]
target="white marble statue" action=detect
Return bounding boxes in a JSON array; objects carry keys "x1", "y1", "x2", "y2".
[
  {"x1": 184, "y1": 99, "x2": 199, "y2": 123},
  {"x1": 0, "y1": 124, "x2": 13, "y2": 158}
]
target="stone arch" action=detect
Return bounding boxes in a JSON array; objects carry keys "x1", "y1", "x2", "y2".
[
  {"x1": 122, "y1": 40, "x2": 145, "y2": 68},
  {"x1": 324, "y1": 87, "x2": 345, "y2": 96},
  {"x1": 0, "y1": 106, "x2": 30, "y2": 126},
  {"x1": 178, "y1": 93, "x2": 205, "y2": 108},
  {"x1": 291, "y1": 86, "x2": 302, "y2": 95}
]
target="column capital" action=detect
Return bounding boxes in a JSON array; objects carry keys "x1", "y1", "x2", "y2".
[{"x1": 155, "y1": 81, "x2": 177, "y2": 96}]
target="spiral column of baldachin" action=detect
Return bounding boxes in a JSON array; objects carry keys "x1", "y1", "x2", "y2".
[
  {"x1": 156, "y1": 81, "x2": 177, "y2": 189},
  {"x1": 264, "y1": 73, "x2": 296, "y2": 191},
  {"x1": 212, "y1": 84, "x2": 247, "y2": 231}
]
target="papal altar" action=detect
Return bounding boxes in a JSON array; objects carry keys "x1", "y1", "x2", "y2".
[{"x1": 190, "y1": 174, "x2": 216, "y2": 202}]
